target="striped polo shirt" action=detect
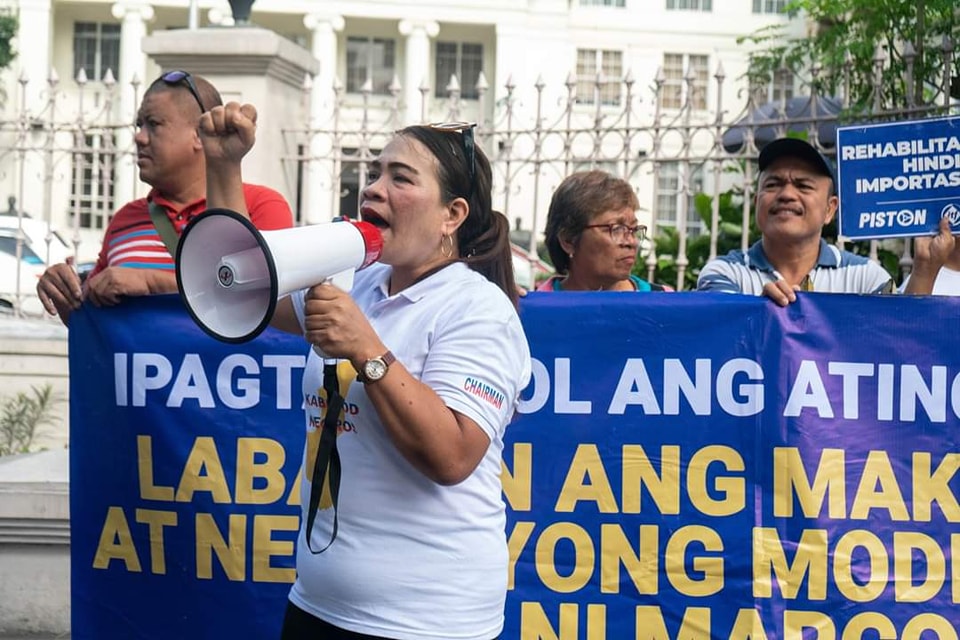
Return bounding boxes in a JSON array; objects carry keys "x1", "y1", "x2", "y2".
[
  {"x1": 89, "y1": 184, "x2": 292, "y2": 279},
  {"x1": 697, "y1": 239, "x2": 894, "y2": 295}
]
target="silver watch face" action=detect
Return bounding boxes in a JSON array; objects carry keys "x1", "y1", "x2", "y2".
[{"x1": 364, "y1": 358, "x2": 387, "y2": 380}]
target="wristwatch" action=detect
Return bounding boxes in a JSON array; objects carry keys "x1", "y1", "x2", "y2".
[{"x1": 357, "y1": 350, "x2": 396, "y2": 384}]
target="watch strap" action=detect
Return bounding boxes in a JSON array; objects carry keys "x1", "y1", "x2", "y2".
[{"x1": 357, "y1": 350, "x2": 395, "y2": 384}]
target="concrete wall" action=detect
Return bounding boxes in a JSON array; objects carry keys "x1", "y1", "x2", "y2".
[
  {"x1": 0, "y1": 317, "x2": 69, "y2": 452},
  {"x1": 0, "y1": 449, "x2": 70, "y2": 636},
  {"x1": 0, "y1": 318, "x2": 70, "y2": 635}
]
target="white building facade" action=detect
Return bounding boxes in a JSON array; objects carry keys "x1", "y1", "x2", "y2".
[{"x1": 0, "y1": 0, "x2": 803, "y2": 269}]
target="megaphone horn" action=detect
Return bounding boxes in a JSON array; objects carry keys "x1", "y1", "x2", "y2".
[{"x1": 175, "y1": 209, "x2": 383, "y2": 343}]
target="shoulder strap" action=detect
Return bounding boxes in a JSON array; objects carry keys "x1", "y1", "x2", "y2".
[
  {"x1": 147, "y1": 200, "x2": 180, "y2": 256},
  {"x1": 304, "y1": 362, "x2": 345, "y2": 554}
]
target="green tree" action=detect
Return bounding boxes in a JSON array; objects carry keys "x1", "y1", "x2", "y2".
[
  {"x1": 0, "y1": 384, "x2": 59, "y2": 456},
  {"x1": 647, "y1": 186, "x2": 761, "y2": 290},
  {"x1": 0, "y1": 9, "x2": 17, "y2": 71},
  {"x1": 738, "y1": 4, "x2": 944, "y2": 285},
  {"x1": 740, "y1": 0, "x2": 959, "y2": 112}
]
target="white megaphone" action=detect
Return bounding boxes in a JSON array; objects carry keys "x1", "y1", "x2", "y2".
[{"x1": 176, "y1": 208, "x2": 383, "y2": 343}]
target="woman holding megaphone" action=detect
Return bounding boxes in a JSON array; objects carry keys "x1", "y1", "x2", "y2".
[{"x1": 200, "y1": 103, "x2": 531, "y2": 640}]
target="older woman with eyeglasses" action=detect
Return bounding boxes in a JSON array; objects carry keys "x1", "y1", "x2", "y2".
[
  {"x1": 199, "y1": 105, "x2": 531, "y2": 640},
  {"x1": 537, "y1": 170, "x2": 669, "y2": 292}
]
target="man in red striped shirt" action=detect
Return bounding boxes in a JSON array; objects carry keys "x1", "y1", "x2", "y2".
[{"x1": 37, "y1": 71, "x2": 293, "y2": 325}]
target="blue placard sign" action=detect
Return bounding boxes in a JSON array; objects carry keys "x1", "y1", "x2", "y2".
[{"x1": 836, "y1": 115, "x2": 960, "y2": 239}]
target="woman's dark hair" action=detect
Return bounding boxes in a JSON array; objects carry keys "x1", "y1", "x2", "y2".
[
  {"x1": 544, "y1": 170, "x2": 640, "y2": 275},
  {"x1": 399, "y1": 125, "x2": 518, "y2": 307}
]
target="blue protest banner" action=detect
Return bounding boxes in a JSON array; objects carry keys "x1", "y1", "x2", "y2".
[
  {"x1": 69, "y1": 295, "x2": 306, "y2": 639},
  {"x1": 837, "y1": 115, "x2": 960, "y2": 239},
  {"x1": 70, "y1": 292, "x2": 960, "y2": 639}
]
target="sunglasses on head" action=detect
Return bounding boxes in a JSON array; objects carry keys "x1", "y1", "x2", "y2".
[
  {"x1": 159, "y1": 70, "x2": 205, "y2": 113},
  {"x1": 428, "y1": 122, "x2": 477, "y2": 197}
]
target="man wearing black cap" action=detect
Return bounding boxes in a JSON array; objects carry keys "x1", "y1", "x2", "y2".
[{"x1": 697, "y1": 137, "x2": 952, "y2": 304}]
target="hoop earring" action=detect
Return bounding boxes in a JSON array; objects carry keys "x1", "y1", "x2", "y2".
[{"x1": 441, "y1": 234, "x2": 455, "y2": 259}]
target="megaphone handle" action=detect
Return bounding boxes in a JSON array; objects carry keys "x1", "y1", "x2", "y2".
[{"x1": 309, "y1": 270, "x2": 355, "y2": 364}]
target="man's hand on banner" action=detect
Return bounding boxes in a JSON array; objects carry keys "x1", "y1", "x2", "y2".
[
  {"x1": 761, "y1": 278, "x2": 799, "y2": 307},
  {"x1": 85, "y1": 267, "x2": 177, "y2": 306}
]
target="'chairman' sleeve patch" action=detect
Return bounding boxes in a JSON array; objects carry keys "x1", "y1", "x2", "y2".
[{"x1": 462, "y1": 376, "x2": 506, "y2": 410}]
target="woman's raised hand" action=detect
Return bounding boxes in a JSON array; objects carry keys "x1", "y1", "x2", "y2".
[{"x1": 198, "y1": 101, "x2": 258, "y2": 166}]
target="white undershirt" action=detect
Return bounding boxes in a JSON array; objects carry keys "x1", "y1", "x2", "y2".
[{"x1": 900, "y1": 266, "x2": 960, "y2": 296}]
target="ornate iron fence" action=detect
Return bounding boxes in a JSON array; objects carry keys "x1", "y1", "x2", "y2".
[
  {"x1": 284, "y1": 35, "x2": 959, "y2": 290},
  {"x1": 0, "y1": 38, "x2": 957, "y2": 317}
]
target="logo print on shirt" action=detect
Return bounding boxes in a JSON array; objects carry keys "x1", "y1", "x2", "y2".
[{"x1": 463, "y1": 377, "x2": 505, "y2": 410}]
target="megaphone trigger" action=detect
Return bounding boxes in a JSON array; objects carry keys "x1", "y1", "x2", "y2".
[{"x1": 176, "y1": 210, "x2": 383, "y2": 343}]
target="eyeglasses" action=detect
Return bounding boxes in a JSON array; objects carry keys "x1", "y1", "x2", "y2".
[
  {"x1": 583, "y1": 223, "x2": 647, "y2": 243},
  {"x1": 428, "y1": 122, "x2": 477, "y2": 197},
  {"x1": 159, "y1": 70, "x2": 205, "y2": 114}
]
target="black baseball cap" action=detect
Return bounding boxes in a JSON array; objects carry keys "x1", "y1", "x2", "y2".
[{"x1": 758, "y1": 138, "x2": 837, "y2": 192}]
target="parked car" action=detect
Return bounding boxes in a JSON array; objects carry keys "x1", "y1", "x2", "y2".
[
  {"x1": 0, "y1": 216, "x2": 73, "y2": 316},
  {"x1": 0, "y1": 215, "x2": 72, "y2": 265},
  {"x1": 0, "y1": 249, "x2": 44, "y2": 315}
]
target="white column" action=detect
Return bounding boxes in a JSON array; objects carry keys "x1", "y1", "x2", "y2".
[
  {"x1": 398, "y1": 20, "x2": 439, "y2": 125},
  {"x1": 14, "y1": 0, "x2": 52, "y2": 227},
  {"x1": 111, "y1": 2, "x2": 154, "y2": 207},
  {"x1": 302, "y1": 12, "x2": 344, "y2": 224},
  {"x1": 16, "y1": 0, "x2": 51, "y2": 108}
]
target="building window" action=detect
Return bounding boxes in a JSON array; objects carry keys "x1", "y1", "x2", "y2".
[
  {"x1": 576, "y1": 49, "x2": 623, "y2": 106},
  {"x1": 70, "y1": 134, "x2": 116, "y2": 231},
  {"x1": 339, "y1": 157, "x2": 361, "y2": 220},
  {"x1": 751, "y1": 68, "x2": 795, "y2": 104},
  {"x1": 435, "y1": 42, "x2": 483, "y2": 100},
  {"x1": 656, "y1": 162, "x2": 704, "y2": 238},
  {"x1": 338, "y1": 148, "x2": 381, "y2": 220},
  {"x1": 73, "y1": 22, "x2": 120, "y2": 82},
  {"x1": 666, "y1": 0, "x2": 712, "y2": 10},
  {"x1": 346, "y1": 37, "x2": 396, "y2": 95},
  {"x1": 580, "y1": 0, "x2": 626, "y2": 6},
  {"x1": 753, "y1": 0, "x2": 788, "y2": 13},
  {"x1": 659, "y1": 53, "x2": 709, "y2": 110}
]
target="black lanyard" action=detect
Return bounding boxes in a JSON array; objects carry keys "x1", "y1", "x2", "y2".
[{"x1": 304, "y1": 361, "x2": 344, "y2": 554}]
